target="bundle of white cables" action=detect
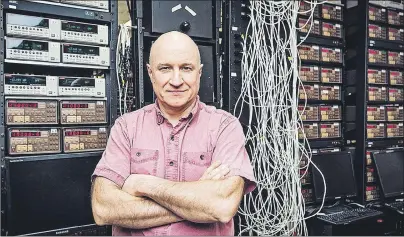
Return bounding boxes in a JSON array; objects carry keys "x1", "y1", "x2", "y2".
[{"x1": 234, "y1": 0, "x2": 329, "y2": 235}]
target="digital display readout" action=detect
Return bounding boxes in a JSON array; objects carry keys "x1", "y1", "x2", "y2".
[
  {"x1": 11, "y1": 132, "x2": 41, "y2": 137},
  {"x1": 8, "y1": 102, "x2": 38, "y2": 108},
  {"x1": 5, "y1": 75, "x2": 46, "y2": 86},
  {"x1": 61, "y1": 104, "x2": 89, "y2": 108},
  {"x1": 59, "y1": 78, "x2": 95, "y2": 87},
  {"x1": 62, "y1": 21, "x2": 98, "y2": 33},
  {"x1": 65, "y1": 131, "x2": 91, "y2": 136},
  {"x1": 10, "y1": 39, "x2": 48, "y2": 51},
  {"x1": 63, "y1": 44, "x2": 99, "y2": 55}
]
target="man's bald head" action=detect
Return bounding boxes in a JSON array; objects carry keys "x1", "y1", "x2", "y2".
[{"x1": 149, "y1": 31, "x2": 201, "y2": 66}]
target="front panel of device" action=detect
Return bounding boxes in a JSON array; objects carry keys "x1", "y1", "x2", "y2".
[
  {"x1": 61, "y1": 21, "x2": 108, "y2": 45},
  {"x1": 6, "y1": 37, "x2": 60, "y2": 62},
  {"x1": 6, "y1": 13, "x2": 60, "y2": 40},
  {"x1": 4, "y1": 74, "x2": 58, "y2": 96},
  {"x1": 6, "y1": 99, "x2": 58, "y2": 125},
  {"x1": 8, "y1": 128, "x2": 61, "y2": 155},
  {"x1": 58, "y1": 77, "x2": 105, "y2": 97},
  {"x1": 62, "y1": 127, "x2": 108, "y2": 152},
  {"x1": 62, "y1": 44, "x2": 110, "y2": 66},
  {"x1": 60, "y1": 100, "x2": 107, "y2": 124}
]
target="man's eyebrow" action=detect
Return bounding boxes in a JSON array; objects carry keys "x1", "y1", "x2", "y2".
[{"x1": 157, "y1": 63, "x2": 171, "y2": 67}]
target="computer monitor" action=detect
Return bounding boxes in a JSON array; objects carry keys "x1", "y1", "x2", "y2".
[
  {"x1": 311, "y1": 151, "x2": 357, "y2": 202},
  {"x1": 372, "y1": 150, "x2": 404, "y2": 199},
  {"x1": 4, "y1": 155, "x2": 101, "y2": 235}
]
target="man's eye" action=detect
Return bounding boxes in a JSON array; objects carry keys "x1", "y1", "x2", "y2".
[
  {"x1": 160, "y1": 67, "x2": 169, "y2": 70},
  {"x1": 183, "y1": 67, "x2": 192, "y2": 71}
]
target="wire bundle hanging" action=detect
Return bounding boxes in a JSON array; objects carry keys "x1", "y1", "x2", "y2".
[
  {"x1": 116, "y1": 22, "x2": 134, "y2": 115},
  {"x1": 234, "y1": 1, "x2": 328, "y2": 235}
]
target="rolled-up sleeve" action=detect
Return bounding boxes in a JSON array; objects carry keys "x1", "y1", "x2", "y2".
[
  {"x1": 92, "y1": 117, "x2": 131, "y2": 188},
  {"x1": 212, "y1": 116, "x2": 257, "y2": 194}
]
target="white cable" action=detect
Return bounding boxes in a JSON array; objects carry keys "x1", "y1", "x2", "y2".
[{"x1": 234, "y1": 1, "x2": 328, "y2": 235}]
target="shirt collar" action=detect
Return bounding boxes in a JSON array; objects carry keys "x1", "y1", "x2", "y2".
[{"x1": 154, "y1": 96, "x2": 201, "y2": 125}]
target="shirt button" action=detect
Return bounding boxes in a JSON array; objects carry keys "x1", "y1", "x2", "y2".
[
  {"x1": 170, "y1": 135, "x2": 174, "y2": 141},
  {"x1": 169, "y1": 161, "x2": 174, "y2": 166},
  {"x1": 200, "y1": 155, "x2": 204, "y2": 160},
  {"x1": 136, "y1": 152, "x2": 141, "y2": 156}
]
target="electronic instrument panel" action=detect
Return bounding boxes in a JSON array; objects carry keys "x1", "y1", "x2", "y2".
[
  {"x1": 367, "y1": 106, "x2": 386, "y2": 121},
  {"x1": 321, "y1": 47, "x2": 342, "y2": 63},
  {"x1": 322, "y1": 22, "x2": 342, "y2": 38},
  {"x1": 368, "y1": 69, "x2": 388, "y2": 84},
  {"x1": 63, "y1": 127, "x2": 108, "y2": 153},
  {"x1": 61, "y1": 20, "x2": 108, "y2": 45},
  {"x1": 299, "y1": 18, "x2": 320, "y2": 35},
  {"x1": 390, "y1": 70, "x2": 403, "y2": 85},
  {"x1": 321, "y1": 67, "x2": 342, "y2": 83},
  {"x1": 4, "y1": 74, "x2": 58, "y2": 96},
  {"x1": 62, "y1": 43, "x2": 110, "y2": 66},
  {"x1": 6, "y1": 13, "x2": 60, "y2": 40},
  {"x1": 367, "y1": 123, "x2": 386, "y2": 139},
  {"x1": 299, "y1": 123, "x2": 319, "y2": 140},
  {"x1": 60, "y1": 100, "x2": 107, "y2": 124},
  {"x1": 320, "y1": 122, "x2": 341, "y2": 138},
  {"x1": 389, "y1": 88, "x2": 404, "y2": 102},
  {"x1": 387, "y1": 106, "x2": 403, "y2": 121},
  {"x1": 386, "y1": 123, "x2": 404, "y2": 138},
  {"x1": 61, "y1": 0, "x2": 109, "y2": 10},
  {"x1": 368, "y1": 86, "x2": 388, "y2": 102},
  {"x1": 388, "y1": 27, "x2": 404, "y2": 42},
  {"x1": 8, "y1": 128, "x2": 61, "y2": 155},
  {"x1": 320, "y1": 85, "x2": 341, "y2": 100},
  {"x1": 369, "y1": 5, "x2": 387, "y2": 23},
  {"x1": 387, "y1": 9, "x2": 404, "y2": 25},
  {"x1": 299, "y1": 66, "x2": 320, "y2": 82},
  {"x1": 320, "y1": 105, "x2": 341, "y2": 121},
  {"x1": 58, "y1": 76, "x2": 105, "y2": 97},
  {"x1": 6, "y1": 100, "x2": 58, "y2": 125},
  {"x1": 369, "y1": 24, "x2": 387, "y2": 40},
  {"x1": 300, "y1": 84, "x2": 320, "y2": 100},
  {"x1": 368, "y1": 49, "x2": 388, "y2": 64},
  {"x1": 322, "y1": 4, "x2": 343, "y2": 21},
  {"x1": 299, "y1": 105, "x2": 319, "y2": 121},
  {"x1": 388, "y1": 51, "x2": 404, "y2": 66},
  {"x1": 6, "y1": 37, "x2": 60, "y2": 62},
  {"x1": 299, "y1": 1, "x2": 320, "y2": 18},
  {"x1": 299, "y1": 45, "x2": 320, "y2": 61}
]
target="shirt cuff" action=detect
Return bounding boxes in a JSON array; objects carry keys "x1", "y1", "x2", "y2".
[
  {"x1": 91, "y1": 168, "x2": 127, "y2": 188},
  {"x1": 229, "y1": 168, "x2": 257, "y2": 194}
]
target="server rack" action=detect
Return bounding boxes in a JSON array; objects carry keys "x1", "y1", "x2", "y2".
[
  {"x1": 345, "y1": 0, "x2": 404, "y2": 204},
  {"x1": 297, "y1": 0, "x2": 346, "y2": 205},
  {"x1": 0, "y1": 0, "x2": 117, "y2": 235}
]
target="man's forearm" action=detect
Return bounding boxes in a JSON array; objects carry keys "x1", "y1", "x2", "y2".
[
  {"x1": 92, "y1": 177, "x2": 182, "y2": 229},
  {"x1": 138, "y1": 176, "x2": 244, "y2": 224}
]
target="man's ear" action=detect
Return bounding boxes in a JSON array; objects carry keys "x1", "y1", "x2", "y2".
[
  {"x1": 146, "y1": 63, "x2": 153, "y2": 82},
  {"x1": 199, "y1": 64, "x2": 204, "y2": 76}
]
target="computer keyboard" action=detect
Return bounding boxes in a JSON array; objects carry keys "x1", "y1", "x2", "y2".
[
  {"x1": 318, "y1": 208, "x2": 383, "y2": 225},
  {"x1": 385, "y1": 201, "x2": 404, "y2": 213}
]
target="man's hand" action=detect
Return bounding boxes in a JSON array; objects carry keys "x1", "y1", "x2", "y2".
[
  {"x1": 199, "y1": 160, "x2": 230, "y2": 181},
  {"x1": 122, "y1": 174, "x2": 153, "y2": 196}
]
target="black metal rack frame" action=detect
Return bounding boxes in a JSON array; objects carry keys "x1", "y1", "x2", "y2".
[
  {"x1": 344, "y1": 0, "x2": 404, "y2": 204},
  {"x1": 0, "y1": 0, "x2": 118, "y2": 235}
]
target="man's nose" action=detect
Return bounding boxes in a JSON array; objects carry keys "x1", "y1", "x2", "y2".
[{"x1": 170, "y1": 69, "x2": 183, "y2": 87}]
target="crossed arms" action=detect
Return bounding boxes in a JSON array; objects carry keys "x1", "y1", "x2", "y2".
[{"x1": 91, "y1": 161, "x2": 245, "y2": 229}]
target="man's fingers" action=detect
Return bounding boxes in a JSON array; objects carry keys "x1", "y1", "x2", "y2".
[
  {"x1": 200, "y1": 160, "x2": 222, "y2": 180},
  {"x1": 206, "y1": 165, "x2": 230, "y2": 180},
  {"x1": 211, "y1": 166, "x2": 231, "y2": 180}
]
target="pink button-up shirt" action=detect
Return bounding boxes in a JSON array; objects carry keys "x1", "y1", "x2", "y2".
[{"x1": 92, "y1": 98, "x2": 256, "y2": 236}]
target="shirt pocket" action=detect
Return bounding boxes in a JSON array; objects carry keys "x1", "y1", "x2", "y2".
[
  {"x1": 181, "y1": 151, "x2": 213, "y2": 181},
  {"x1": 130, "y1": 148, "x2": 159, "y2": 176}
]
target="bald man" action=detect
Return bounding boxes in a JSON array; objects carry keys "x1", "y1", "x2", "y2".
[{"x1": 91, "y1": 31, "x2": 256, "y2": 236}]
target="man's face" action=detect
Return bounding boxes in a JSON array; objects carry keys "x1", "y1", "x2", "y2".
[{"x1": 147, "y1": 41, "x2": 202, "y2": 109}]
